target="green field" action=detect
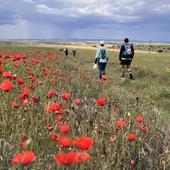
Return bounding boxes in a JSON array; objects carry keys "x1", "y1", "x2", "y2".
[
  {"x1": 74, "y1": 48, "x2": 170, "y2": 119},
  {"x1": 0, "y1": 44, "x2": 170, "y2": 169}
]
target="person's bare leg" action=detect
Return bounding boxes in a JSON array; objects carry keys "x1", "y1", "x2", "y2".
[
  {"x1": 122, "y1": 65, "x2": 125, "y2": 78},
  {"x1": 127, "y1": 65, "x2": 133, "y2": 79}
]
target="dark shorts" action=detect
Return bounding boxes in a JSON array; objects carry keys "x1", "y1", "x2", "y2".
[{"x1": 121, "y1": 60, "x2": 132, "y2": 65}]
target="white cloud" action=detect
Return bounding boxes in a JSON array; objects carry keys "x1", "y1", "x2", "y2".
[
  {"x1": 35, "y1": 0, "x2": 145, "y2": 22},
  {"x1": 36, "y1": 4, "x2": 60, "y2": 15},
  {"x1": 154, "y1": 4, "x2": 170, "y2": 14},
  {"x1": 23, "y1": 0, "x2": 34, "y2": 4}
]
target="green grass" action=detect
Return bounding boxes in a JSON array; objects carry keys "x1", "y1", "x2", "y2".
[{"x1": 70, "y1": 48, "x2": 170, "y2": 119}]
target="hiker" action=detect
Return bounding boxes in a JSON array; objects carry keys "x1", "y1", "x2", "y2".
[
  {"x1": 94, "y1": 41, "x2": 108, "y2": 79},
  {"x1": 72, "y1": 48, "x2": 77, "y2": 57},
  {"x1": 64, "y1": 48, "x2": 68, "y2": 58},
  {"x1": 119, "y1": 38, "x2": 134, "y2": 79}
]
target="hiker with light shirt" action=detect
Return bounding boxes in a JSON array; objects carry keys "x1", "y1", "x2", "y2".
[{"x1": 94, "y1": 41, "x2": 109, "y2": 79}]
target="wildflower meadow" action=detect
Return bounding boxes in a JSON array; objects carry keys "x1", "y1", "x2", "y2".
[{"x1": 0, "y1": 45, "x2": 170, "y2": 170}]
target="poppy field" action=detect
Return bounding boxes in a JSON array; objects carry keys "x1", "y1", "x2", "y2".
[{"x1": 0, "y1": 44, "x2": 170, "y2": 170}]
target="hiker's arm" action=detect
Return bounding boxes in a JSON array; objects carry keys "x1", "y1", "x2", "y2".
[
  {"x1": 131, "y1": 45, "x2": 134, "y2": 58},
  {"x1": 106, "y1": 49, "x2": 109, "y2": 62},
  {"x1": 95, "y1": 49, "x2": 99, "y2": 64},
  {"x1": 119, "y1": 45, "x2": 123, "y2": 61}
]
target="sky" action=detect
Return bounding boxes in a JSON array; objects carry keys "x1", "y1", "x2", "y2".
[{"x1": 0, "y1": 0, "x2": 170, "y2": 42}]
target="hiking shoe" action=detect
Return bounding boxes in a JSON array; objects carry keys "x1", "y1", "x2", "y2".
[{"x1": 129, "y1": 74, "x2": 134, "y2": 80}]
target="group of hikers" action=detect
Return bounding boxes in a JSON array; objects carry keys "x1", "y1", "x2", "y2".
[
  {"x1": 64, "y1": 38, "x2": 134, "y2": 80},
  {"x1": 95, "y1": 38, "x2": 134, "y2": 80},
  {"x1": 64, "y1": 48, "x2": 77, "y2": 57}
]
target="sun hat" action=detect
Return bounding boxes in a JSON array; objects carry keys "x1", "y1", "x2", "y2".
[{"x1": 100, "y1": 41, "x2": 105, "y2": 45}]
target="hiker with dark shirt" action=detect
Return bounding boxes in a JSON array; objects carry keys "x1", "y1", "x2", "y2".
[
  {"x1": 94, "y1": 41, "x2": 108, "y2": 79},
  {"x1": 64, "y1": 48, "x2": 68, "y2": 58},
  {"x1": 119, "y1": 38, "x2": 134, "y2": 80},
  {"x1": 72, "y1": 49, "x2": 77, "y2": 57}
]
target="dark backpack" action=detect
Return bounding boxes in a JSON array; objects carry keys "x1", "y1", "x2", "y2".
[
  {"x1": 123, "y1": 44, "x2": 132, "y2": 57},
  {"x1": 99, "y1": 48, "x2": 106, "y2": 59}
]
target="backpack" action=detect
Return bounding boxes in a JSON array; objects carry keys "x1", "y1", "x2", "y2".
[
  {"x1": 99, "y1": 48, "x2": 106, "y2": 59},
  {"x1": 123, "y1": 44, "x2": 132, "y2": 57}
]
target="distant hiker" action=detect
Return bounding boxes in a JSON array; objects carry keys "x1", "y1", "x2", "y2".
[
  {"x1": 94, "y1": 41, "x2": 108, "y2": 79},
  {"x1": 119, "y1": 38, "x2": 134, "y2": 80},
  {"x1": 72, "y1": 48, "x2": 77, "y2": 57},
  {"x1": 64, "y1": 48, "x2": 68, "y2": 58}
]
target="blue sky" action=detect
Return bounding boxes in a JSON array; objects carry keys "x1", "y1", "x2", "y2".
[{"x1": 0, "y1": 0, "x2": 170, "y2": 42}]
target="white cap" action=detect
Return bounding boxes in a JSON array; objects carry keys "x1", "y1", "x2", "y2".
[{"x1": 100, "y1": 40, "x2": 105, "y2": 45}]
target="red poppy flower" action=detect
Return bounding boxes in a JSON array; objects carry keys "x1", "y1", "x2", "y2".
[
  {"x1": 54, "y1": 152, "x2": 75, "y2": 165},
  {"x1": 30, "y1": 84, "x2": 36, "y2": 90},
  {"x1": 47, "y1": 125, "x2": 53, "y2": 131},
  {"x1": 15, "y1": 54, "x2": 20, "y2": 60},
  {"x1": 14, "y1": 63, "x2": 19, "y2": 68},
  {"x1": 136, "y1": 116, "x2": 143, "y2": 123},
  {"x1": 0, "y1": 65, "x2": 3, "y2": 73},
  {"x1": 49, "y1": 102, "x2": 61, "y2": 113},
  {"x1": 47, "y1": 89, "x2": 56, "y2": 98},
  {"x1": 30, "y1": 77, "x2": 36, "y2": 82},
  {"x1": 18, "y1": 78, "x2": 25, "y2": 85},
  {"x1": 12, "y1": 74, "x2": 17, "y2": 80},
  {"x1": 50, "y1": 133, "x2": 57, "y2": 141},
  {"x1": 74, "y1": 98, "x2": 81, "y2": 105},
  {"x1": 2, "y1": 72, "x2": 13, "y2": 79},
  {"x1": 128, "y1": 134, "x2": 137, "y2": 141},
  {"x1": 23, "y1": 99, "x2": 31, "y2": 106},
  {"x1": 52, "y1": 69, "x2": 57, "y2": 75},
  {"x1": 23, "y1": 86, "x2": 30, "y2": 98},
  {"x1": 12, "y1": 153, "x2": 23, "y2": 165},
  {"x1": 75, "y1": 137, "x2": 94, "y2": 150},
  {"x1": 21, "y1": 151, "x2": 36, "y2": 166},
  {"x1": 137, "y1": 126, "x2": 148, "y2": 133},
  {"x1": 22, "y1": 54, "x2": 28, "y2": 59},
  {"x1": 50, "y1": 133, "x2": 61, "y2": 142},
  {"x1": 54, "y1": 151, "x2": 91, "y2": 165},
  {"x1": 96, "y1": 98, "x2": 105, "y2": 107},
  {"x1": 5, "y1": 54, "x2": 10, "y2": 59},
  {"x1": 12, "y1": 101, "x2": 19, "y2": 109},
  {"x1": 38, "y1": 81, "x2": 43, "y2": 85},
  {"x1": 60, "y1": 124, "x2": 70, "y2": 134},
  {"x1": 61, "y1": 93, "x2": 71, "y2": 102},
  {"x1": 32, "y1": 96, "x2": 40, "y2": 104},
  {"x1": 59, "y1": 136, "x2": 74, "y2": 148},
  {"x1": 116, "y1": 120, "x2": 125, "y2": 129},
  {"x1": 18, "y1": 94, "x2": 24, "y2": 100},
  {"x1": 0, "y1": 80, "x2": 14, "y2": 92},
  {"x1": 130, "y1": 159, "x2": 135, "y2": 168},
  {"x1": 56, "y1": 115, "x2": 62, "y2": 121},
  {"x1": 42, "y1": 67, "x2": 48, "y2": 72},
  {"x1": 50, "y1": 78, "x2": 56, "y2": 83},
  {"x1": 12, "y1": 151, "x2": 36, "y2": 166},
  {"x1": 74, "y1": 152, "x2": 91, "y2": 163}
]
